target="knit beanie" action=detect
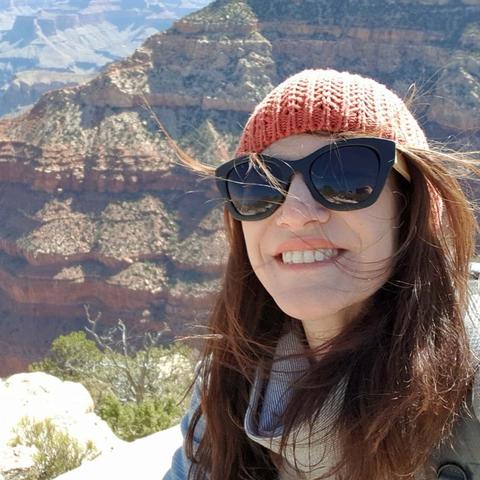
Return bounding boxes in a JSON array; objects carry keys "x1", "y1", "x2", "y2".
[{"x1": 236, "y1": 69, "x2": 428, "y2": 155}]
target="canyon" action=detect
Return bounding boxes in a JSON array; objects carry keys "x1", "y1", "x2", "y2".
[
  {"x1": 0, "y1": 0, "x2": 478, "y2": 374},
  {"x1": 0, "y1": 0, "x2": 210, "y2": 117}
]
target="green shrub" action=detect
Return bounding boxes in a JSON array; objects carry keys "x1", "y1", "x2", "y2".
[
  {"x1": 9, "y1": 417, "x2": 99, "y2": 480},
  {"x1": 29, "y1": 331, "x2": 102, "y2": 382},
  {"x1": 96, "y1": 393, "x2": 183, "y2": 441},
  {"x1": 29, "y1": 330, "x2": 195, "y2": 441}
]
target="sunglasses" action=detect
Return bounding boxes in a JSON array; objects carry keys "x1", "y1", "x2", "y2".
[{"x1": 215, "y1": 137, "x2": 410, "y2": 221}]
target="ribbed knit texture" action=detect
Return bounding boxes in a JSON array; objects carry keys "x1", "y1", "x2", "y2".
[{"x1": 236, "y1": 69, "x2": 428, "y2": 155}]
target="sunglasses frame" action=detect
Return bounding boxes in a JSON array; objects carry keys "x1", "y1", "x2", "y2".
[{"x1": 215, "y1": 137, "x2": 398, "y2": 221}]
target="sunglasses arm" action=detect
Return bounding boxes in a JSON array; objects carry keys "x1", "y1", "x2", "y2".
[{"x1": 393, "y1": 151, "x2": 411, "y2": 183}]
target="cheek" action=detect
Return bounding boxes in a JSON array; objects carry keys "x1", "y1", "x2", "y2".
[
  {"x1": 349, "y1": 188, "x2": 400, "y2": 257},
  {"x1": 241, "y1": 221, "x2": 264, "y2": 268},
  {"x1": 371, "y1": 196, "x2": 400, "y2": 261}
]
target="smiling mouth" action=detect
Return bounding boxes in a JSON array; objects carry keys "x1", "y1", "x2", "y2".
[{"x1": 278, "y1": 248, "x2": 344, "y2": 265}]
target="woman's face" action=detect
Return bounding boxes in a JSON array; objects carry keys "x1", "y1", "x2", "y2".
[{"x1": 241, "y1": 134, "x2": 402, "y2": 344}]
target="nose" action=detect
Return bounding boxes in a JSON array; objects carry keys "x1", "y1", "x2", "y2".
[{"x1": 275, "y1": 173, "x2": 331, "y2": 229}]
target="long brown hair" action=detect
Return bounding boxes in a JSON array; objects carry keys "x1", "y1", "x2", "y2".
[{"x1": 184, "y1": 136, "x2": 479, "y2": 480}]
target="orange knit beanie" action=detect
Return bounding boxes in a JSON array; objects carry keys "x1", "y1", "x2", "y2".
[{"x1": 236, "y1": 69, "x2": 428, "y2": 155}]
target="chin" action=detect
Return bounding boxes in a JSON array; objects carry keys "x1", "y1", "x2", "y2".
[
  {"x1": 273, "y1": 298, "x2": 342, "y2": 322},
  {"x1": 272, "y1": 290, "x2": 369, "y2": 329}
]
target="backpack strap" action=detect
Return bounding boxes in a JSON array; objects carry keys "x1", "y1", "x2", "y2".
[
  {"x1": 429, "y1": 293, "x2": 480, "y2": 480},
  {"x1": 430, "y1": 389, "x2": 480, "y2": 479}
]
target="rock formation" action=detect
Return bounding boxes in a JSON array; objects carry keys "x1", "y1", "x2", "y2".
[
  {"x1": 0, "y1": 71, "x2": 96, "y2": 119},
  {"x1": 55, "y1": 424, "x2": 182, "y2": 479},
  {"x1": 0, "y1": 0, "x2": 478, "y2": 374},
  {"x1": 0, "y1": 0, "x2": 211, "y2": 117},
  {"x1": 0, "y1": 372, "x2": 124, "y2": 479}
]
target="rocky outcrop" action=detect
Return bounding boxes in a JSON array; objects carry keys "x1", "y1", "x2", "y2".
[
  {"x1": 426, "y1": 53, "x2": 480, "y2": 132},
  {"x1": 0, "y1": 71, "x2": 96, "y2": 118},
  {"x1": 0, "y1": 181, "x2": 224, "y2": 375},
  {"x1": 0, "y1": 0, "x2": 478, "y2": 374},
  {"x1": 0, "y1": 0, "x2": 210, "y2": 118},
  {"x1": 55, "y1": 424, "x2": 182, "y2": 479},
  {"x1": 0, "y1": 372, "x2": 124, "y2": 479}
]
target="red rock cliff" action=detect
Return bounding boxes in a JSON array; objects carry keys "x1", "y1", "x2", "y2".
[{"x1": 0, "y1": 0, "x2": 478, "y2": 374}]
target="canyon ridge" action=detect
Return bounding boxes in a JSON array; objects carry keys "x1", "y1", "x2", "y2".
[
  {"x1": 0, "y1": 0, "x2": 210, "y2": 117},
  {"x1": 0, "y1": 0, "x2": 478, "y2": 374}
]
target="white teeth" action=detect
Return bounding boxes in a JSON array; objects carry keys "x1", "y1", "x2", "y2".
[
  {"x1": 303, "y1": 251, "x2": 315, "y2": 263},
  {"x1": 292, "y1": 251, "x2": 303, "y2": 263},
  {"x1": 281, "y1": 249, "x2": 339, "y2": 264}
]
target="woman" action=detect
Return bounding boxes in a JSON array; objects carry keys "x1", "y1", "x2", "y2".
[{"x1": 163, "y1": 69, "x2": 480, "y2": 479}]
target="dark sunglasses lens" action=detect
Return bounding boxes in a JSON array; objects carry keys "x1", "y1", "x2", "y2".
[
  {"x1": 311, "y1": 146, "x2": 379, "y2": 205},
  {"x1": 226, "y1": 162, "x2": 285, "y2": 217}
]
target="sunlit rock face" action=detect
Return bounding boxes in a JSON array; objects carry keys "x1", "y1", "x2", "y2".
[
  {"x1": 0, "y1": 372, "x2": 124, "y2": 478},
  {"x1": 0, "y1": 0, "x2": 478, "y2": 375},
  {"x1": 0, "y1": 0, "x2": 211, "y2": 117},
  {"x1": 55, "y1": 424, "x2": 182, "y2": 479}
]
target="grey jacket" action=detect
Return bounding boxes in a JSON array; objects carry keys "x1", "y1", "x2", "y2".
[{"x1": 163, "y1": 295, "x2": 480, "y2": 479}]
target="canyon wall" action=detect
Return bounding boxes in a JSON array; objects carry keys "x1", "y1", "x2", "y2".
[
  {"x1": 0, "y1": 0, "x2": 210, "y2": 117},
  {"x1": 0, "y1": 0, "x2": 478, "y2": 374}
]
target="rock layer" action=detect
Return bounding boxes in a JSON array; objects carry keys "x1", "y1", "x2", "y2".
[{"x1": 0, "y1": 0, "x2": 211, "y2": 117}]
